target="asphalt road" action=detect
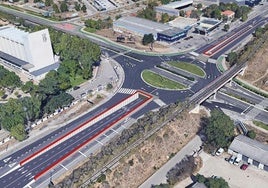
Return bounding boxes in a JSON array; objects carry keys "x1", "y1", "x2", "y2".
[
  {"x1": 220, "y1": 86, "x2": 264, "y2": 105},
  {"x1": 0, "y1": 4, "x2": 267, "y2": 187},
  {"x1": 0, "y1": 96, "x2": 147, "y2": 188}
]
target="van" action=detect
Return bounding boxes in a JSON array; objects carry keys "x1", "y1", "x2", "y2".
[{"x1": 229, "y1": 156, "x2": 236, "y2": 164}]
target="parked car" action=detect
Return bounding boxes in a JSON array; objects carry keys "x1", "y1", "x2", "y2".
[
  {"x1": 216, "y1": 148, "x2": 224, "y2": 156},
  {"x1": 240, "y1": 164, "x2": 248, "y2": 170},
  {"x1": 229, "y1": 156, "x2": 236, "y2": 164},
  {"x1": 234, "y1": 157, "x2": 241, "y2": 165}
]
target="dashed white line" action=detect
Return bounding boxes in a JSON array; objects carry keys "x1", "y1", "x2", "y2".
[
  {"x1": 60, "y1": 164, "x2": 68, "y2": 171},
  {"x1": 96, "y1": 140, "x2": 104, "y2": 145},
  {"x1": 79, "y1": 151, "x2": 87, "y2": 158}
]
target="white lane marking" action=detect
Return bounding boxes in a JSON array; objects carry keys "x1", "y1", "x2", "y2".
[
  {"x1": 60, "y1": 164, "x2": 68, "y2": 171},
  {"x1": 79, "y1": 151, "x2": 87, "y2": 158},
  {"x1": 96, "y1": 140, "x2": 103, "y2": 145},
  {"x1": 23, "y1": 179, "x2": 35, "y2": 188},
  {"x1": 111, "y1": 128, "x2": 119, "y2": 134},
  {"x1": 103, "y1": 133, "x2": 109, "y2": 138},
  {"x1": 0, "y1": 164, "x2": 20, "y2": 178}
]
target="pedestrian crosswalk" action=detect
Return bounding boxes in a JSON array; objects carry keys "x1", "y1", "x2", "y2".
[{"x1": 117, "y1": 88, "x2": 136, "y2": 94}]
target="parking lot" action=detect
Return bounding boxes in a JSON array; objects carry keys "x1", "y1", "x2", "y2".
[
  {"x1": 177, "y1": 151, "x2": 268, "y2": 188},
  {"x1": 198, "y1": 152, "x2": 268, "y2": 188}
]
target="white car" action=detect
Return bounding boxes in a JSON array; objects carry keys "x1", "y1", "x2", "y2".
[
  {"x1": 216, "y1": 148, "x2": 224, "y2": 156},
  {"x1": 234, "y1": 157, "x2": 241, "y2": 165}
]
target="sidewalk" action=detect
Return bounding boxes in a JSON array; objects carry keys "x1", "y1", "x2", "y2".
[{"x1": 139, "y1": 136, "x2": 202, "y2": 187}]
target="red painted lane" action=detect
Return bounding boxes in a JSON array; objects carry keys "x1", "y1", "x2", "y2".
[
  {"x1": 203, "y1": 25, "x2": 252, "y2": 56},
  {"x1": 34, "y1": 91, "x2": 152, "y2": 180},
  {"x1": 20, "y1": 91, "x2": 145, "y2": 166}
]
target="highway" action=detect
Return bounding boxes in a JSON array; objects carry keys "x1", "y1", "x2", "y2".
[
  {"x1": 0, "y1": 4, "x2": 267, "y2": 187},
  {"x1": 0, "y1": 95, "x2": 149, "y2": 188}
]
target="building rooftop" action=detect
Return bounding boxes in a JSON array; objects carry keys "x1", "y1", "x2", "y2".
[
  {"x1": 162, "y1": 0, "x2": 193, "y2": 9},
  {"x1": 229, "y1": 135, "x2": 268, "y2": 165},
  {"x1": 30, "y1": 62, "x2": 59, "y2": 76},
  {"x1": 0, "y1": 26, "x2": 28, "y2": 44},
  {"x1": 200, "y1": 18, "x2": 221, "y2": 25},
  {"x1": 221, "y1": 10, "x2": 235, "y2": 16},
  {"x1": 114, "y1": 17, "x2": 172, "y2": 36},
  {"x1": 158, "y1": 27, "x2": 185, "y2": 37},
  {"x1": 169, "y1": 17, "x2": 198, "y2": 29},
  {"x1": 0, "y1": 51, "x2": 29, "y2": 67}
]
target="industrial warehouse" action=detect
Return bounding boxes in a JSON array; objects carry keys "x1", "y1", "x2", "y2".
[{"x1": 113, "y1": 16, "x2": 189, "y2": 43}]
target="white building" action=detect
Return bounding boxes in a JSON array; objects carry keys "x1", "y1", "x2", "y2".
[{"x1": 0, "y1": 26, "x2": 58, "y2": 80}]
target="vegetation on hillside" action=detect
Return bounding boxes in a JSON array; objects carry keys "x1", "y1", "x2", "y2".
[
  {"x1": 196, "y1": 174, "x2": 229, "y2": 188},
  {"x1": 204, "y1": 110, "x2": 234, "y2": 148}
]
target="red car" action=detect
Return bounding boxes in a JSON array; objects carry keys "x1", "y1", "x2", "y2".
[{"x1": 240, "y1": 164, "x2": 248, "y2": 170}]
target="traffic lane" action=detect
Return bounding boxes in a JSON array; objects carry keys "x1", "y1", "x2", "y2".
[
  {"x1": 255, "y1": 111, "x2": 268, "y2": 124},
  {"x1": 229, "y1": 83, "x2": 264, "y2": 102},
  {"x1": 0, "y1": 93, "x2": 128, "y2": 173},
  {"x1": 2, "y1": 97, "x2": 146, "y2": 188},
  {"x1": 221, "y1": 86, "x2": 263, "y2": 105},
  {"x1": 212, "y1": 20, "x2": 266, "y2": 59},
  {"x1": 202, "y1": 101, "x2": 243, "y2": 114},
  {"x1": 215, "y1": 92, "x2": 251, "y2": 110},
  {"x1": 195, "y1": 14, "x2": 263, "y2": 54},
  {"x1": 150, "y1": 67, "x2": 192, "y2": 86}
]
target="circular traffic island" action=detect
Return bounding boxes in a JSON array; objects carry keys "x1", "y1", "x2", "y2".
[{"x1": 141, "y1": 70, "x2": 187, "y2": 90}]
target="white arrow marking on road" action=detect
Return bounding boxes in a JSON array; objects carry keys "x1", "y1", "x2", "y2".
[{"x1": 3, "y1": 157, "x2": 11, "y2": 163}]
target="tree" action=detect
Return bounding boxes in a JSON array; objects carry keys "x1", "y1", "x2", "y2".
[
  {"x1": 142, "y1": 33, "x2": 154, "y2": 45},
  {"x1": 227, "y1": 52, "x2": 238, "y2": 66},
  {"x1": 247, "y1": 130, "x2": 256, "y2": 139},
  {"x1": 43, "y1": 92, "x2": 73, "y2": 114},
  {"x1": 161, "y1": 13, "x2": 169, "y2": 23},
  {"x1": 205, "y1": 177, "x2": 229, "y2": 188},
  {"x1": 60, "y1": 1, "x2": 68, "y2": 12},
  {"x1": 38, "y1": 70, "x2": 60, "y2": 96},
  {"x1": 52, "y1": 4, "x2": 60, "y2": 13},
  {"x1": 197, "y1": 3, "x2": 202, "y2": 9},
  {"x1": 10, "y1": 124, "x2": 27, "y2": 141},
  {"x1": 179, "y1": 10, "x2": 185, "y2": 17},
  {"x1": 45, "y1": 0, "x2": 53, "y2": 6},
  {"x1": 196, "y1": 174, "x2": 206, "y2": 183},
  {"x1": 81, "y1": 4, "x2": 87, "y2": 13},
  {"x1": 0, "y1": 98, "x2": 25, "y2": 131},
  {"x1": 223, "y1": 24, "x2": 230, "y2": 31},
  {"x1": 74, "y1": 2, "x2": 81, "y2": 11},
  {"x1": 204, "y1": 110, "x2": 234, "y2": 148}
]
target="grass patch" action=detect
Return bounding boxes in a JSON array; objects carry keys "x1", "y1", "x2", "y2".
[
  {"x1": 253, "y1": 121, "x2": 268, "y2": 131},
  {"x1": 70, "y1": 75, "x2": 86, "y2": 87},
  {"x1": 84, "y1": 27, "x2": 97, "y2": 33},
  {"x1": 233, "y1": 78, "x2": 268, "y2": 98},
  {"x1": 167, "y1": 61, "x2": 205, "y2": 77},
  {"x1": 221, "y1": 91, "x2": 255, "y2": 105},
  {"x1": 142, "y1": 70, "x2": 186, "y2": 90},
  {"x1": 156, "y1": 65, "x2": 195, "y2": 81}
]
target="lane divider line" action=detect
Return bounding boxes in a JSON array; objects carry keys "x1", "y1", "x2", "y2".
[{"x1": 33, "y1": 91, "x2": 152, "y2": 180}]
